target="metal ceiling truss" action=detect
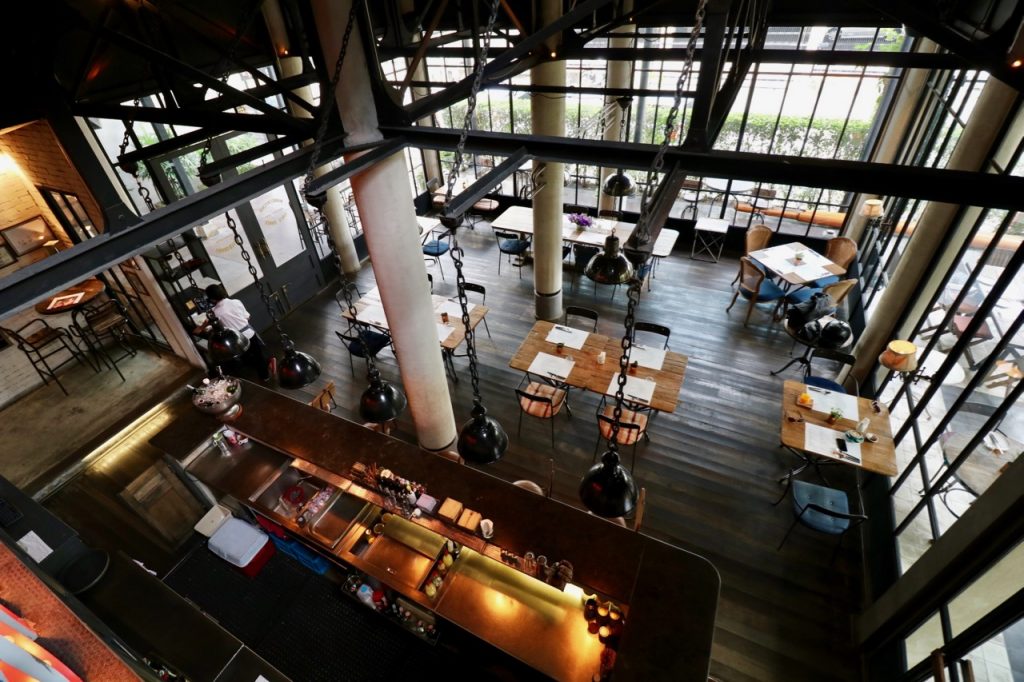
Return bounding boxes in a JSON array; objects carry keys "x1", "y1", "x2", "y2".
[
  {"x1": 441, "y1": 147, "x2": 531, "y2": 219},
  {"x1": 73, "y1": 103, "x2": 308, "y2": 138}
]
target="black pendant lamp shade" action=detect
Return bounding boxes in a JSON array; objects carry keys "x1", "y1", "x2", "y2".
[
  {"x1": 579, "y1": 449, "x2": 638, "y2": 518},
  {"x1": 207, "y1": 318, "x2": 250, "y2": 363},
  {"x1": 359, "y1": 367, "x2": 408, "y2": 423},
  {"x1": 458, "y1": 401, "x2": 509, "y2": 464},
  {"x1": 585, "y1": 233, "x2": 634, "y2": 284},
  {"x1": 602, "y1": 171, "x2": 634, "y2": 197},
  {"x1": 277, "y1": 344, "x2": 322, "y2": 389}
]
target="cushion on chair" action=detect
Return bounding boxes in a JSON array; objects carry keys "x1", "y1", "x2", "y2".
[
  {"x1": 519, "y1": 382, "x2": 566, "y2": 418},
  {"x1": 347, "y1": 330, "x2": 391, "y2": 357},
  {"x1": 791, "y1": 480, "x2": 851, "y2": 535},
  {"x1": 500, "y1": 239, "x2": 530, "y2": 255},
  {"x1": 472, "y1": 198, "x2": 500, "y2": 213},
  {"x1": 739, "y1": 279, "x2": 786, "y2": 302},
  {"x1": 423, "y1": 240, "x2": 450, "y2": 257},
  {"x1": 810, "y1": 275, "x2": 840, "y2": 288},
  {"x1": 803, "y1": 376, "x2": 846, "y2": 394},
  {"x1": 952, "y1": 315, "x2": 994, "y2": 341},
  {"x1": 598, "y1": 405, "x2": 648, "y2": 445}
]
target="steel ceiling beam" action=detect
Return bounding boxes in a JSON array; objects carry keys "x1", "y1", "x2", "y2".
[
  {"x1": 116, "y1": 127, "x2": 225, "y2": 166},
  {"x1": 382, "y1": 125, "x2": 1024, "y2": 211},
  {"x1": 303, "y1": 138, "x2": 406, "y2": 199},
  {"x1": 194, "y1": 73, "x2": 319, "y2": 114},
  {"x1": 441, "y1": 148, "x2": 530, "y2": 219},
  {"x1": 197, "y1": 135, "x2": 303, "y2": 182},
  {"x1": 73, "y1": 103, "x2": 311, "y2": 138},
  {"x1": 683, "y1": 1, "x2": 730, "y2": 151},
  {"x1": 0, "y1": 137, "x2": 347, "y2": 317},
  {"x1": 404, "y1": 0, "x2": 616, "y2": 121}
]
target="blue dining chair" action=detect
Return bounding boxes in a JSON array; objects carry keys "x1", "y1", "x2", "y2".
[
  {"x1": 495, "y1": 230, "x2": 531, "y2": 278},
  {"x1": 422, "y1": 229, "x2": 451, "y2": 280},
  {"x1": 804, "y1": 348, "x2": 858, "y2": 395},
  {"x1": 775, "y1": 480, "x2": 867, "y2": 564},
  {"x1": 335, "y1": 328, "x2": 393, "y2": 377},
  {"x1": 726, "y1": 257, "x2": 785, "y2": 326}
]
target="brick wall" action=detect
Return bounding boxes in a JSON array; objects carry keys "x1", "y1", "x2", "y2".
[
  {"x1": 0, "y1": 120, "x2": 105, "y2": 232},
  {"x1": 0, "y1": 164, "x2": 59, "y2": 278}
]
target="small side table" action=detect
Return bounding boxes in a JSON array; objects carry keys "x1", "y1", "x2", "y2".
[{"x1": 690, "y1": 217, "x2": 729, "y2": 262}]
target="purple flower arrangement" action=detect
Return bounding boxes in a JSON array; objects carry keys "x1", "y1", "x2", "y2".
[{"x1": 568, "y1": 213, "x2": 594, "y2": 229}]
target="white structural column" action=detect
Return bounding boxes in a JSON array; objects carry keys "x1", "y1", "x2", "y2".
[
  {"x1": 263, "y1": 0, "x2": 360, "y2": 274},
  {"x1": 598, "y1": 4, "x2": 634, "y2": 214},
  {"x1": 852, "y1": 77, "x2": 1019, "y2": 383},
  {"x1": 844, "y1": 39, "x2": 937, "y2": 244},
  {"x1": 530, "y1": 2, "x2": 566, "y2": 321},
  {"x1": 311, "y1": 0, "x2": 458, "y2": 452}
]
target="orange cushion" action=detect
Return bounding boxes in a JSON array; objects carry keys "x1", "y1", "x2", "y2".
[
  {"x1": 472, "y1": 198, "x2": 500, "y2": 213},
  {"x1": 797, "y1": 209, "x2": 846, "y2": 228},
  {"x1": 519, "y1": 382, "x2": 566, "y2": 419},
  {"x1": 598, "y1": 405, "x2": 648, "y2": 445}
]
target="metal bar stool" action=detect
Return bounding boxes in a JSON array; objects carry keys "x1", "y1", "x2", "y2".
[{"x1": 1, "y1": 319, "x2": 95, "y2": 396}]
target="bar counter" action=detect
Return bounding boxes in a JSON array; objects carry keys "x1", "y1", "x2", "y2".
[{"x1": 150, "y1": 381, "x2": 719, "y2": 681}]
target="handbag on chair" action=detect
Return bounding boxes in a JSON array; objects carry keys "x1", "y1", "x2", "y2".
[{"x1": 786, "y1": 291, "x2": 833, "y2": 330}]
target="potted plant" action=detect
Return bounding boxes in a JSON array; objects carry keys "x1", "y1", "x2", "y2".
[
  {"x1": 827, "y1": 408, "x2": 843, "y2": 425},
  {"x1": 568, "y1": 213, "x2": 593, "y2": 230}
]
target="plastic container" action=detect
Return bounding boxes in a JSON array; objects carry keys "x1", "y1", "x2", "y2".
[{"x1": 194, "y1": 504, "x2": 233, "y2": 537}]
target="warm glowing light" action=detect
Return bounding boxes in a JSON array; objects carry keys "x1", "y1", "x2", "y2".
[
  {"x1": 550, "y1": 50, "x2": 557, "y2": 58},
  {"x1": 1012, "y1": 59, "x2": 1023, "y2": 68},
  {"x1": 279, "y1": 47, "x2": 289, "y2": 57},
  {"x1": 0, "y1": 153, "x2": 17, "y2": 173}
]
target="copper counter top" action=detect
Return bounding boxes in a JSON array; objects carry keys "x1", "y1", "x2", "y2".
[{"x1": 150, "y1": 381, "x2": 719, "y2": 681}]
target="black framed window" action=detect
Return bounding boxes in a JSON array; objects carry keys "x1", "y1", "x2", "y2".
[{"x1": 37, "y1": 188, "x2": 96, "y2": 244}]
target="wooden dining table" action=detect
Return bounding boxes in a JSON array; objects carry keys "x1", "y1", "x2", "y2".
[
  {"x1": 750, "y1": 242, "x2": 846, "y2": 287},
  {"x1": 342, "y1": 286, "x2": 488, "y2": 381},
  {"x1": 34, "y1": 278, "x2": 105, "y2": 315},
  {"x1": 509, "y1": 320, "x2": 688, "y2": 413},
  {"x1": 490, "y1": 206, "x2": 636, "y2": 247},
  {"x1": 780, "y1": 380, "x2": 897, "y2": 478}
]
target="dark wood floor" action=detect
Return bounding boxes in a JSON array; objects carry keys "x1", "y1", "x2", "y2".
[
  {"x1": 275, "y1": 224, "x2": 867, "y2": 682},
  {"x1": 41, "y1": 222, "x2": 866, "y2": 681}
]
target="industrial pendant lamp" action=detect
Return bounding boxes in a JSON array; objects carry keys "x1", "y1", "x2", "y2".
[
  {"x1": 579, "y1": 449, "x2": 638, "y2": 517},
  {"x1": 360, "y1": 367, "x2": 408, "y2": 423},
  {"x1": 579, "y1": 0, "x2": 709, "y2": 517},
  {"x1": 278, "y1": 342, "x2": 322, "y2": 390},
  {"x1": 584, "y1": 232, "x2": 634, "y2": 284},
  {"x1": 207, "y1": 317, "x2": 250, "y2": 363},
  {"x1": 602, "y1": 97, "x2": 635, "y2": 198},
  {"x1": 445, "y1": 0, "x2": 508, "y2": 464}
]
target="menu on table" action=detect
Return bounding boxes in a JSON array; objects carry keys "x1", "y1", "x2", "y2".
[
  {"x1": 357, "y1": 304, "x2": 389, "y2": 328},
  {"x1": 545, "y1": 325, "x2": 589, "y2": 350},
  {"x1": 46, "y1": 292, "x2": 84, "y2": 310},
  {"x1": 630, "y1": 344, "x2": 666, "y2": 371},
  {"x1": 437, "y1": 300, "x2": 475, "y2": 317},
  {"x1": 787, "y1": 263, "x2": 832, "y2": 282},
  {"x1": 804, "y1": 385, "x2": 859, "y2": 419},
  {"x1": 606, "y1": 373, "x2": 656, "y2": 405},
  {"x1": 803, "y1": 423, "x2": 862, "y2": 464},
  {"x1": 528, "y1": 352, "x2": 575, "y2": 382}
]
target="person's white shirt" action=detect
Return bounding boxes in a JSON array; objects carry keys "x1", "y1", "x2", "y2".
[{"x1": 212, "y1": 298, "x2": 255, "y2": 338}]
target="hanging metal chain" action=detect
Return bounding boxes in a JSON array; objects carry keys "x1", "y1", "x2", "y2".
[
  {"x1": 117, "y1": 97, "x2": 159, "y2": 213},
  {"x1": 222, "y1": 212, "x2": 298, "y2": 350},
  {"x1": 442, "y1": 0, "x2": 501, "y2": 209},
  {"x1": 442, "y1": 0, "x2": 500, "y2": 405},
  {"x1": 634, "y1": 0, "x2": 708, "y2": 244},
  {"x1": 605, "y1": 0, "x2": 708, "y2": 454},
  {"x1": 164, "y1": 237, "x2": 228, "y2": 333}
]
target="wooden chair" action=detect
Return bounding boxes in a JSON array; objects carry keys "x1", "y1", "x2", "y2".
[
  {"x1": 309, "y1": 382, "x2": 337, "y2": 413},
  {"x1": 598, "y1": 209, "x2": 623, "y2": 221},
  {"x1": 1, "y1": 320, "x2": 94, "y2": 396},
  {"x1": 72, "y1": 300, "x2": 136, "y2": 382},
  {"x1": 515, "y1": 376, "x2": 569, "y2": 447},
  {"x1": 950, "y1": 314, "x2": 995, "y2": 369},
  {"x1": 726, "y1": 257, "x2": 786, "y2": 326},
  {"x1": 437, "y1": 450, "x2": 464, "y2": 464},
  {"x1": 564, "y1": 305, "x2": 599, "y2": 332},
  {"x1": 594, "y1": 396, "x2": 650, "y2": 471},
  {"x1": 732, "y1": 224, "x2": 772, "y2": 283},
  {"x1": 811, "y1": 237, "x2": 858, "y2": 287}
]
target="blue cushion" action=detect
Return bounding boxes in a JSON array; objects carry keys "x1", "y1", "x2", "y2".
[
  {"x1": 784, "y1": 286, "x2": 822, "y2": 304},
  {"x1": 422, "y1": 240, "x2": 449, "y2": 257},
  {"x1": 810, "y1": 275, "x2": 840, "y2": 288},
  {"x1": 739, "y1": 278, "x2": 785, "y2": 302},
  {"x1": 500, "y1": 239, "x2": 530, "y2": 255},
  {"x1": 347, "y1": 330, "x2": 391, "y2": 357},
  {"x1": 792, "y1": 480, "x2": 851, "y2": 535},
  {"x1": 803, "y1": 376, "x2": 846, "y2": 394}
]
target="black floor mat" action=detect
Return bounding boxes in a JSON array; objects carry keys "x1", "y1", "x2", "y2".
[{"x1": 163, "y1": 543, "x2": 311, "y2": 646}]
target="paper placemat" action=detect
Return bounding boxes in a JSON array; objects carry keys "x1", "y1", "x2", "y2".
[
  {"x1": 804, "y1": 423, "x2": 862, "y2": 464},
  {"x1": 546, "y1": 324, "x2": 589, "y2": 350},
  {"x1": 630, "y1": 344, "x2": 666, "y2": 370},
  {"x1": 436, "y1": 323, "x2": 454, "y2": 343},
  {"x1": 786, "y1": 263, "x2": 831, "y2": 282},
  {"x1": 528, "y1": 352, "x2": 575, "y2": 382},
  {"x1": 606, "y1": 373, "x2": 656, "y2": 405},
  {"x1": 437, "y1": 300, "x2": 476, "y2": 317},
  {"x1": 356, "y1": 304, "x2": 389, "y2": 328},
  {"x1": 805, "y1": 385, "x2": 859, "y2": 419}
]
